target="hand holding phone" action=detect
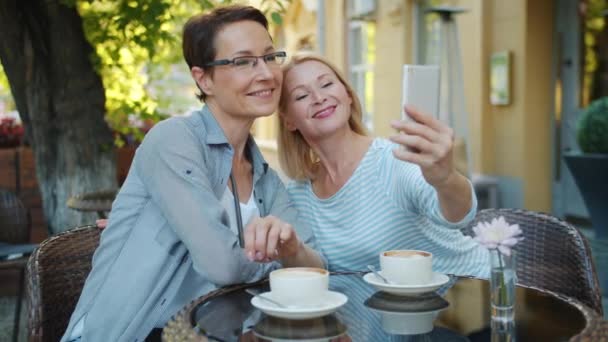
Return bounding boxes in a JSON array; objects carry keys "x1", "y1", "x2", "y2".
[{"x1": 391, "y1": 65, "x2": 457, "y2": 187}]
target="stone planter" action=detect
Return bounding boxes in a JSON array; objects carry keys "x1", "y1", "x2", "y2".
[
  {"x1": 564, "y1": 153, "x2": 608, "y2": 239},
  {"x1": 564, "y1": 153, "x2": 608, "y2": 299}
]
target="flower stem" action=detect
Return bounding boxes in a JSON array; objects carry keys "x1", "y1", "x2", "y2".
[{"x1": 495, "y1": 249, "x2": 507, "y2": 306}]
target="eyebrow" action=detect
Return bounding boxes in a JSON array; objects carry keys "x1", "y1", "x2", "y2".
[{"x1": 288, "y1": 73, "x2": 332, "y2": 95}]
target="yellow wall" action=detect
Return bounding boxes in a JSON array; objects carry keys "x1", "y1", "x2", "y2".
[
  {"x1": 372, "y1": 0, "x2": 409, "y2": 138},
  {"x1": 487, "y1": 0, "x2": 527, "y2": 179},
  {"x1": 431, "y1": 0, "x2": 554, "y2": 211},
  {"x1": 454, "y1": 0, "x2": 488, "y2": 174},
  {"x1": 522, "y1": 0, "x2": 554, "y2": 211},
  {"x1": 323, "y1": 0, "x2": 347, "y2": 71}
]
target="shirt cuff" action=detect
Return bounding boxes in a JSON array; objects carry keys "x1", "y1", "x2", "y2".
[{"x1": 431, "y1": 179, "x2": 478, "y2": 229}]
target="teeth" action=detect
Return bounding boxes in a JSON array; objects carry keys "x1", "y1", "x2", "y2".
[{"x1": 250, "y1": 89, "x2": 271, "y2": 96}]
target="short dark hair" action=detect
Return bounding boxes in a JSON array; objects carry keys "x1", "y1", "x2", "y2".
[{"x1": 182, "y1": 5, "x2": 269, "y2": 101}]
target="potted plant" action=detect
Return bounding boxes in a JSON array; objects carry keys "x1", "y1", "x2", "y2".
[{"x1": 564, "y1": 96, "x2": 608, "y2": 240}]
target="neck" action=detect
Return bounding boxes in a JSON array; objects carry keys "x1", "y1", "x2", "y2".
[
  {"x1": 206, "y1": 101, "x2": 253, "y2": 160},
  {"x1": 308, "y1": 128, "x2": 372, "y2": 184}
]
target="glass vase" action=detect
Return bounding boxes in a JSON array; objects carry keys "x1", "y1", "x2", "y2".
[{"x1": 490, "y1": 250, "x2": 516, "y2": 325}]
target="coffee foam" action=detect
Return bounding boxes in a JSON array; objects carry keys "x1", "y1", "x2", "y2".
[
  {"x1": 273, "y1": 267, "x2": 328, "y2": 278},
  {"x1": 384, "y1": 250, "x2": 430, "y2": 258}
]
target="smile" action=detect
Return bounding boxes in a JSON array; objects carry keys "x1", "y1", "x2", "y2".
[
  {"x1": 247, "y1": 89, "x2": 273, "y2": 97},
  {"x1": 312, "y1": 105, "x2": 336, "y2": 119}
]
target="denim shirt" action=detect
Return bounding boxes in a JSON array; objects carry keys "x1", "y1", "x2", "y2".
[{"x1": 62, "y1": 106, "x2": 323, "y2": 342}]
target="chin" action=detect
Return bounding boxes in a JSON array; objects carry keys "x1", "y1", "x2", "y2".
[{"x1": 249, "y1": 103, "x2": 279, "y2": 117}]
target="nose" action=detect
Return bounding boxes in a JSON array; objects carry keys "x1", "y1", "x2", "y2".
[
  {"x1": 252, "y1": 58, "x2": 274, "y2": 80},
  {"x1": 310, "y1": 88, "x2": 326, "y2": 104}
]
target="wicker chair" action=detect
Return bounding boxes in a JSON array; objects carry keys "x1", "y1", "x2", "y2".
[
  {"x1": 25, "y1": 225, "x2": 101, "y2": 342},
  {"x1": 463, "y1": 208, "x2": 604, "y2": 316},
  {"x1": 0, "y1": 187, "x2": 35, "y2": 342},
  {"x1": 572, "y1": 318, "x2": 608, "y2": 341}
]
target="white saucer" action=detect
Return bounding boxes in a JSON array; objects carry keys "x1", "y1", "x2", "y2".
[
  {"x1": 363, "y1": 272, "x2": 450, "y2": 295},
  {"x1": 251, "y1": 291, "x2": 348, "y2": 320}
]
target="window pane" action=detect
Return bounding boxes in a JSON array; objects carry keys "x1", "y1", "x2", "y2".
[{"x1": 349, "y1": 25, "x2": 363, "y2": 65}]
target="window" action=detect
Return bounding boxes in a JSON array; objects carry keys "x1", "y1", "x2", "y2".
[{"x1": 348, "y1": 20, "x2": 376, "y2": 131}]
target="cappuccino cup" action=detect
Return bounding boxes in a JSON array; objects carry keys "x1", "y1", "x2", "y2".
[
  {"x1": 380, "y1": 250, "x2": 433, "y2": 285},
  {"x1": 269, "y1": 267, "x2": 329, "y2": 307}
]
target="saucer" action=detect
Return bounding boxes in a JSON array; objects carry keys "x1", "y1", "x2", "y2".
[
  {"x1": 364, "y1": 291, "x2": 449, "y2": 313},
  {"x1": 251, "y1": 291, "x2": 348, "y2": 320},
  {"x1": 363, "y1": 272, "x2": 450, "y2": 295}
]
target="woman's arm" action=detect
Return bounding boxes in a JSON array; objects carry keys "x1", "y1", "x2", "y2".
[
  {"x1": 254, "y1": 171, "x2": 327, "y2": 269},
  {"x1": 389, "y1": 106, "x2": 474, "y2": 223},
  {"x1": 243, "y1": 215, "x2": 325, "y2": 268},
  {"x1": 432, "y1": 171, "x2": 473, "y2": 222}
]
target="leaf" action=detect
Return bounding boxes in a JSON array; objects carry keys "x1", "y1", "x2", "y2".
[{"x1": 271, "y1": 11, "x2": 283, "y2": 25}]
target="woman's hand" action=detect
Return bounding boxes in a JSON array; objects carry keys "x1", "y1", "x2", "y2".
[
  {"x1": 243, "y1": 216, "x2": 301, "y2": 263},
  {"x1": 96, "y1": 219, "x2": 108, "y2": 229},
  {"x1": 389, "y1": 105, "x2": 456, "y2": 189}
]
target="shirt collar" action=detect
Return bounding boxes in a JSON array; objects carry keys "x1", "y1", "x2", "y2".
[
  {"x1": 200, "y1": 105, "x2": 229, "y2": 145},
  {"x1": 198, "y1": 105, "x2": 269, "y2": 175}
]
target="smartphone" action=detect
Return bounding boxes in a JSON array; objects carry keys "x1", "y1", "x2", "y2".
[{"x1": 401, "y1": 65, "x2": 441, "y2": 122}]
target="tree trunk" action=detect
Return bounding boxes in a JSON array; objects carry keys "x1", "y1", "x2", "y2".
[{"x1": 0, "y1": 0, "x2": 116, "y2": 234}]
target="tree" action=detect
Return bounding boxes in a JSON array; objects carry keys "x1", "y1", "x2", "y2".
[{"x1": 0, "y1": 0, "x2": 288, "y2": 234}]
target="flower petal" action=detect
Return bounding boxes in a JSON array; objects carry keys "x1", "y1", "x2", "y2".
[
  {"x1": 500, "y1": 238, "x2": 519, "y2": 247},
  {"x1": 485, "y1": 242, "x2": 498, "y2": 249}
]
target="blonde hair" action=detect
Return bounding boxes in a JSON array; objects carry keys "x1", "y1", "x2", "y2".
[{"x1": 277, "y1": 53, "x2": 368, "y2": 180}]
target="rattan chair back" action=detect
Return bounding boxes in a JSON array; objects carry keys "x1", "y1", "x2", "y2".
[
  {"x1": 25, "y1": 225, "x2": 100, "y2": 342},
  {"x1": 463, "y1": 208, "x2": 603, "y2": 315},
  {"x1": 0, "y1": 187, "x2": 30, "y2": 244}
]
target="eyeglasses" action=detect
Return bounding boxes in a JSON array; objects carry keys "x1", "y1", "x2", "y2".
[{"x1": 204, "y1": 51, "x2": 287, "y2": 69}]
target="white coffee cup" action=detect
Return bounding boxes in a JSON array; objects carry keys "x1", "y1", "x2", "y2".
[
  {"x1": 269, "y1": 267, "x2": 329, "y2": 307},
  {"x1": 380, "y1": 250, "x2": 433, "y2": 285}
]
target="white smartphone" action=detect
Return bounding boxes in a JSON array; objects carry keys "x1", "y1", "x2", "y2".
[{"x1": 401, "y1": 65, "x2": 441, "y2": 122}]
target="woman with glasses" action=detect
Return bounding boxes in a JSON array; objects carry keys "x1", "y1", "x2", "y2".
[
  {"x1": 63, "y1": 7, "x2": 324, "y2": 342},
  {"x1": 277, "y1": 54, "x2": 488, "y2": 281}
]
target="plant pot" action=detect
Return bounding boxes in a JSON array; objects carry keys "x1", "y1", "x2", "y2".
[{"x1": 564, "y1": 153, "x2": 608, "y2": 239}]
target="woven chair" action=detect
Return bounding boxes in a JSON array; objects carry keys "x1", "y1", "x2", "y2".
[
  {"x1": 572, "y1": 318, "x2": 608, "y2": 341},
  {"x1": 463, "y1": 208, "x2": 604, "y2": 316},
  {"x1": 25, "y1": 225, "x2": 101, "y2": 342},
  {"x1": 0, "y1": 187, "x2": 35, "y2": 342}
]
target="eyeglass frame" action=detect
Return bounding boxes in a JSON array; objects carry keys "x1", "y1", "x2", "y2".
[{"x1": 204, "y1": 51, "x2": 287, "y2": 69}]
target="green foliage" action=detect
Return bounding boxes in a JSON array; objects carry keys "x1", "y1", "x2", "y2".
[
  {"x1": 64, "y1": 0, "x2": 289, "y2": 146},
  {"x1": 582, "y1": 0, "x2": 607, "y2": 103},
  {"x1": 1, "y1": 1, "x2": 290, "y2": 146},
  {"x1": 577, "y1": 96, "x2": 608, "y2": 154}
]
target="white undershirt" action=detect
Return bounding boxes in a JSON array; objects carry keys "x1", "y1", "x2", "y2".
[
  {"x1": 69, "y1": 187, "x2": 260, "y2": 339},
  {"x1": 219, "y1": 186, "x2": 260, "y2": 236}
]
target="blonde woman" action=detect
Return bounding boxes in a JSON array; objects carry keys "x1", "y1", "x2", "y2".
[{"x1": 277, "y1": 54, "x2": 488, "y2": 277}]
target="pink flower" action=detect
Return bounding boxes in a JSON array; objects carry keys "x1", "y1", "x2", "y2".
[{"x1": 473, "y1": 216, "x2": 523, "y2": 256}]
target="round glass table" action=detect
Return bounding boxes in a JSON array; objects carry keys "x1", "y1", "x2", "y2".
[{"x1": 163, "y1": 272, "x2": 599, "y2": 341}]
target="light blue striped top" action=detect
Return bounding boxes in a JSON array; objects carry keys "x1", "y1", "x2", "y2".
[{"x1": 287, "y1": 138, "x2": 489, "y2": 278}]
